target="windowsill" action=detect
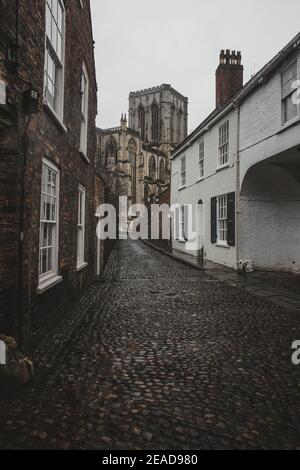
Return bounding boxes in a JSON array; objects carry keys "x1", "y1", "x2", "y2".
[
  {"x1": 79, "y1": 150, "x2": 90, "y2": 164},
  {"x1": 37, "y1": 275, "x2": 63, "y2": 294},
  {"x1": 196, "y1": 176, "x2": 204, "y2": 182},
  {"x1": 76, "y1": 261, "x2": 88, "y2": 272},
  {"x1": 43, "y1": 101, "x2": 67, "y2": 133},
  {"x1": 278, "y1": 116, "x2": 300, "y2": 134},
  {"x1": 216, "y1": 163, "x2": 230, "y2": 172},
  {"x1": 178, "y1": 185, "x2": 186, "y2": 191},
  {"x1": 215, "y1": 242, "x2": 230, "y2": 249}
]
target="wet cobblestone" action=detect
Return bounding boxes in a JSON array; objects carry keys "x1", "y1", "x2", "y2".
[{"x1": 1, "y1": 240, "x2": 300, "y2": 449}]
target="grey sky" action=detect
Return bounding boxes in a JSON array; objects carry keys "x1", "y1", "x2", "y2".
[{"x1": 90, "y1": 0, "x2": 300, "y2": 133}]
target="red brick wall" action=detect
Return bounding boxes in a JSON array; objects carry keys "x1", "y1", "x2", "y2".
[
  {"x1": 216, "y1": 64, "x2": 243, "y2": 108},
  {"x1": 0, "y1": 0, "x2": 99, "y2": 348}
]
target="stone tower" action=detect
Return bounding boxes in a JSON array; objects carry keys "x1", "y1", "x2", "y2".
[{"x1": 128, "y1": 84, "x2": 188, "y2": 158}]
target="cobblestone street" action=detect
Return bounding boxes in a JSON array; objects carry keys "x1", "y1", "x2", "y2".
[{"x1": 1, "y1": 240, "x2": 300, "y2": 450}]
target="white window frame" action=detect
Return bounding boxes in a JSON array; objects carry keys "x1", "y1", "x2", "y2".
[
  {"x1": 198, "y1": 138, "x2": 204, "y2": 178},
  {"x1": 38, "y1": 158, "x2": 61, "y2": 291},
  {"x1": 176, "y1": 205, "x2": 186, "y2": 242},
  {"x1": 218, "y1": 120, "x2": 229, "y2": 168},
  {"x1": 281, "y1": 61, "x2": 298, "y2": 125},
  {"x1": 44, "y1": 0, "x2": 66, "y2": 123},
  {"x1": 77, "y1": 184, "x2": 86, "y2": 270},
  {"x1": 217, "y1": 195, "x2": 228, "y2": 245},
  {"x1": 180, "y1": 155, "x2": 186, "y2": 188},
  {"x1": 80, "y1": 63, "x2": 89, "y2": 158}
]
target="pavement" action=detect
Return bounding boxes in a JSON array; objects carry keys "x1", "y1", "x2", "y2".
[
  {"x1": 145, "y1": 239, "x2": 300, "y2": 314},
  {"x1": 0, "y1": 240, "x2": 300, "y2": 450}
]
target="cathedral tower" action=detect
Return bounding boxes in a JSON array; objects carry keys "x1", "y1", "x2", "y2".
[{"x1": 128, "y1": 84, "x2": 188, "y2": 157}]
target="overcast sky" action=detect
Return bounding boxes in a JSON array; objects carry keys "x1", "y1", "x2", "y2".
[{"x1": 90, "y1": 0, "x2": 300, "y2": 133}]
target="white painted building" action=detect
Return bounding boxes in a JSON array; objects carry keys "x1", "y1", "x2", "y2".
[{"x1": 171, "y1": 34, "x2": 300, "y2": 273}]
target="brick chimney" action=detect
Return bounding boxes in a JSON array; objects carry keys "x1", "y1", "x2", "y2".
[{"x1": 216, "y1": 50, "x2": 243, "y2": 108}]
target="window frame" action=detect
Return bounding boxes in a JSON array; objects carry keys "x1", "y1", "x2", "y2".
[
  {"x1": 176, "y1": 205, "x2": 186, "y2": 242},
  {"x1": 179, "y1": 155, "x2": 186, "y2": 189},
  {"x1": 218, "y1": 120, "x2": 229, "y2": 168},
  {"x1": 217, "y1": 194, "x2": 228, "y2": 245},
  {"x1": 38, "y1": 158, "x2": 60, "y2": 287},
  {"x1": 44, "y1": 0, "x2": 66, "y2": 123},
  {"x1": 281, "y1": 60, "x2": 298, "y2": 125},
  {"x1": 80, "y1": 63, "x2": 89, "y2": 158},
  {"x1": 77, "y1": 184, "x2": 86, "y2": 270}
]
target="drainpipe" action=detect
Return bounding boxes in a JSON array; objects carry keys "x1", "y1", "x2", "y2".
[
  {"x1": 234, "y1": 101, "x2": 241, "y2": 271},
  {"x1": 16, "y1": 0, "x2": 25, "y2": 348},
  {"x1": 16, "y1": 0, "x2": 32, "y2": 350}
]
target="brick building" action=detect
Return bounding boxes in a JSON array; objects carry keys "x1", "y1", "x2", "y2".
[{"x1": 0, "y1": 0, "x2": 102, "y2": 349}]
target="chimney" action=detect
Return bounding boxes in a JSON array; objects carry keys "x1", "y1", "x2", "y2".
[{"x1": 216, "y1": 50, "x2": 243, "y2": 108}]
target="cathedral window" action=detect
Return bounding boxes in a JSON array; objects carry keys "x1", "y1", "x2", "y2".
[
  {"x1": 159, "y1": 159, "x2": 165, "y2": 182},
  {"x1": 138, "y1": 105, "x2": 145, "y2": 140},
  {"x1": 128, "y1": 139, "x2": 137, "y2": 204},
  {"x1": 151, "y1": 103, "x2": 159, "y2": 141},
  {"x1": 105, "y1": 136, "x2": 118, "y2": 170},
  {"x1": 177, "y1": 109, "x2": 183, "y2": 144},
  {"x1": 149, "y1": 156, "x2": 156, "y2": 180}
]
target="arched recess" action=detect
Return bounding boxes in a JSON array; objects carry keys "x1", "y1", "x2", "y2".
[
  {"x1": 151, "y1": 103, "x2": 159, "y2": 142},
  {"x1": 149, "y1": 155, "x2": 156, "y2": 180},
  {"x1": 105, "y1": 136, "x2": 118, "y2": 170},
  {"x1": 138, "y1": 105, "x2": 145, "y2": 141},
  {"x1": 239, "y1": 159, "x2": 300, "y2": 272},
  {"x1": 128, "y1": 138, "x2": 137, "y2": 204}
]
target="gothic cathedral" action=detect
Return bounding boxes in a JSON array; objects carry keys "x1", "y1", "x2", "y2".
[{"x1": 96, "y1": 84, "x2": 188, "y2": 207}]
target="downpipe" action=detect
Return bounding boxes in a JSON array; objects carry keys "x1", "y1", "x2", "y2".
[{"x1": 234, "y1": 102, "x2": 241, "y2": 271}]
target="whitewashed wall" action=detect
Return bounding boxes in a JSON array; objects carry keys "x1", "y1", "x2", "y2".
[
  {"x1": 239, "y1": 50, "x2": 300, "y2": 272},
  {"x1": 171, "y1": 109, "x2": 237, "y2": 268},
  {"x1": 239, "y1": 51, "x2": 300, "y2": 182}
]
